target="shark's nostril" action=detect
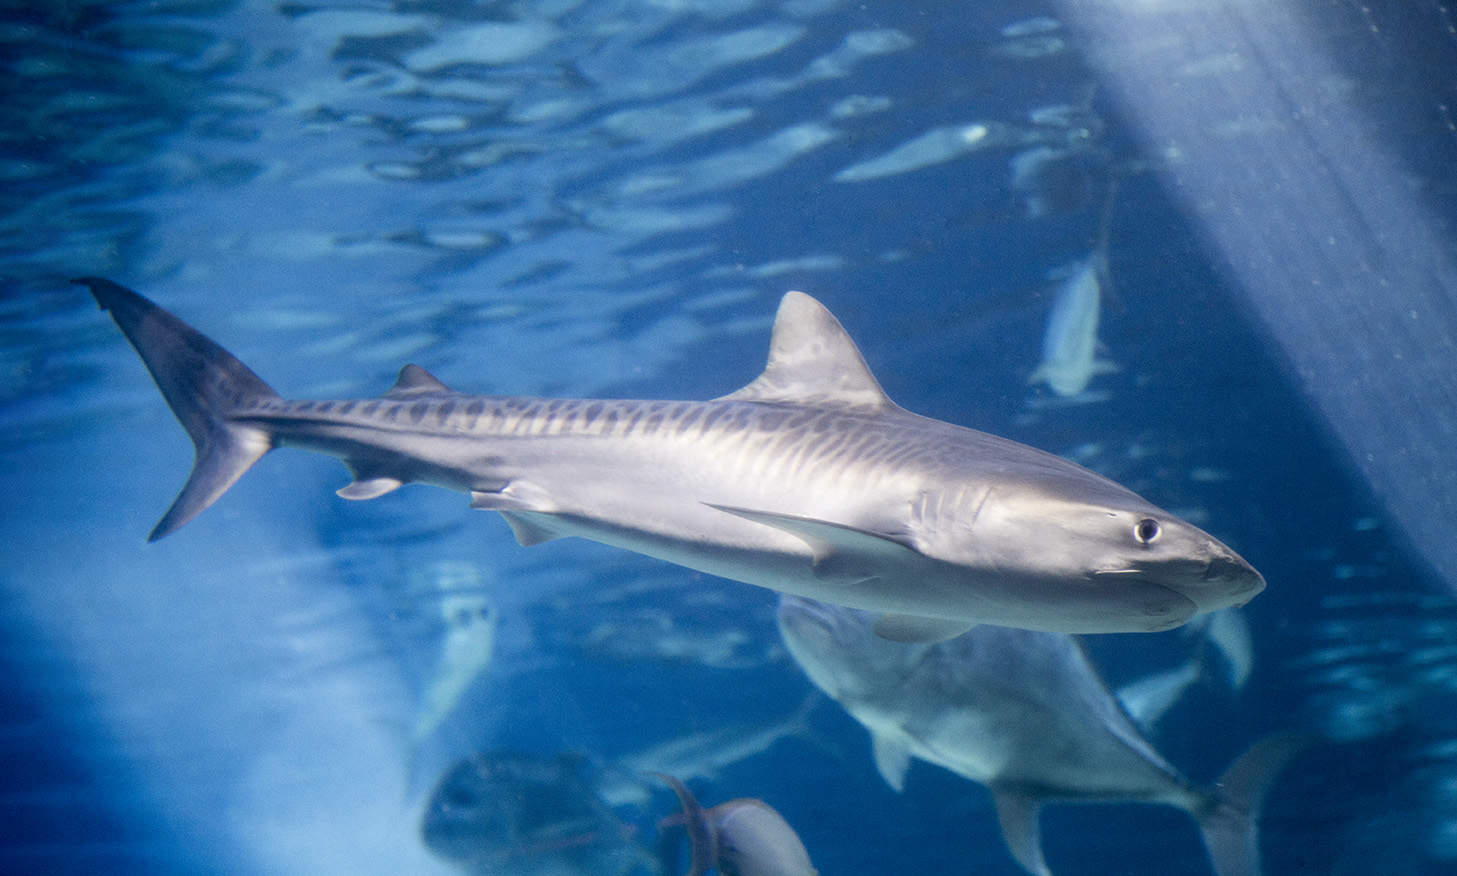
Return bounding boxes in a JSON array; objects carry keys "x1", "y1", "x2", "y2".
[
  {"x1": 1203, "y1": 557, "x2": 1264, "y2": 593},
  {"x1": 1204, "y1": 558, "x2": 1237, "y2": 581}
]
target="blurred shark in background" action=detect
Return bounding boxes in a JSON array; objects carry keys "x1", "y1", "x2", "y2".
[
  {"x1": 421, "y1": 750, "x2": 660, "y2": 876},
  {"x1": 777, "y1": 595, "x2": 1300, "y2": 876}
]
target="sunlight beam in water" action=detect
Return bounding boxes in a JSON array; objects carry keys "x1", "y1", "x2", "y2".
[{"x1": 1061, "y1": 0, "x2": 1457, "y2": 589}]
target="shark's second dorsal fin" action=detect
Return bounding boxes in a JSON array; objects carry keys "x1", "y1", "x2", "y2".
[
  {"x1": 720, "y1": 291, "x2": 893, "y2": 410},
  {"x1": 384, "y1": 364, "x2": 455, "y2": 398}
]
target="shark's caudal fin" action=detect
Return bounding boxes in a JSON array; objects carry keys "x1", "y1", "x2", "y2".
[
  {"x1": 655, "y1": 774, "x2": 717, "y2": 876},
  {"x1": 1197, "y1": 733, "x2": 1306, "y2": 876},
  {"x1": 77, "y1": 278, "x2": 281, "y2": 541}
]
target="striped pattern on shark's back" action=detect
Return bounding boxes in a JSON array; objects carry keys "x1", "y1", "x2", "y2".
[
  {"x1": 235, "y1": 377, "x2": 1124, "y2": 518},
  {"x1": 241, "y1": 389, "x2": 932, "y2": 477},
  {"x1": 241, "y1": 394, "x2": 721, "y2": 440}
]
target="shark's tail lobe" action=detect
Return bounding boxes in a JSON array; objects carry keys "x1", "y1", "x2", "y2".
[
  {"x1": 1197, "y1": 733, "x2": 1306, "y2": 876},
  {"x1": 655, "y1": 774, "x2": 717, "y2": 876},
  {"x1": 77, "y1": 278, "x2": 281, "y2": 541}
]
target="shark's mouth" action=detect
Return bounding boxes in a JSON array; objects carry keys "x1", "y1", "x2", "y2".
[
  {"x1": 1088, "y1": 569, "x2": 1199, "y2": 630},
  {"x1": 1094, "y1": 553, "x2": 1264, "y2": 615},
  {"x1": 1139, "y1": 585, "x2": 1198, "y2": 631}
]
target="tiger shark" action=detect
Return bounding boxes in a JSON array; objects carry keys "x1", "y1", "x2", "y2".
[{"x1": 79, "y1": 277, "x2": 1263, "y2": 641}]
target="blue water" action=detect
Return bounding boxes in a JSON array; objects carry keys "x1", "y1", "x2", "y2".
[{"x1": 3, "y1": 1, "x2": 1456, "y2": 874}]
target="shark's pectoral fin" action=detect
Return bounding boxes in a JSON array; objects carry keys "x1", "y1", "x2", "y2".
[
  {"x1": 705, "y1": 504, "x2": 922, "y2": 583},
  {"x1": 992, "y1": 788, "x2": 1051, "y2": 876},
  {"x1": 871, "y1": 732, "x2": 912, "y2": 792},
  {"x1": 1116, "y1": 662, "x2": 1200, "y2": 731},
  {"x1": 1202, "y1": 608, "x2": 1254, "y2": 689},
  {"x1": 872, "y1": 614, "x2": 975, "y2": 643}
]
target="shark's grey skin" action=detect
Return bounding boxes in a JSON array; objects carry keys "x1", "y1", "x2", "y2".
[
  {"x1": 776, "y1": 595, "x2": 1301, "y2": 876},
  {"x1": 80, "y1": 277, "x2": 1263, "y2": 639}
]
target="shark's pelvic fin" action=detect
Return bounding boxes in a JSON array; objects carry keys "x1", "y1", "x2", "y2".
[
  {"x1": 719, "y1": 291, "x2": 895, "y2": 410},
  {"x1": 469, "y1": 481, "x2": 565, "y2": 547},
  {"x1": 871, "y1": 732, "x2": 912, "y2": 792},
  {"x1": 77, "y1": 278, "x2": 280, "y2": 541},
  {"x1": 468, "y1": 480, "x2": 557, "y2": 514}
]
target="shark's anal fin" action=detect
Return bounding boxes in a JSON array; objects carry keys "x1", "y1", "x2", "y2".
[
  {"x1": 992, "y1": 789, "x2": 1051, "y2": 876},
  {"x1": 871, "y1": 732, "x2": 912, "y2": 792},
  {"x1": 705, "y1": 504, "x2": 922, "y2": 583},
  {"x1": 337, "y1": 476, "x2": 404, "y2": 500},
  {"x1": 872, "y1": 614, "x2": 975, "y2": 644}
]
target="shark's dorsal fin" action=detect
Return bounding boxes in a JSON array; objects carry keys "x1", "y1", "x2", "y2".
[
  {"x1": 720, "y1": 291, "x2": 893, "y2": 410},
  {"x1": 385, "y1": 364, "x2": 454, "y2": 398}
]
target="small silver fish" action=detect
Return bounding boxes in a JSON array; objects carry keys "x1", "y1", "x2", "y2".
[{"x1": 1029, "y1": 256, "x2": 1118, "y2": 397}]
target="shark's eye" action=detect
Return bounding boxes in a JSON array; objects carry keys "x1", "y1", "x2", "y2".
[{"x1": 1134, "y1": 518, "x2": 1161, "y2": 544}]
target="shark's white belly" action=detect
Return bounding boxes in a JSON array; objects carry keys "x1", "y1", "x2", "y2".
[{"x1": 487, "y1": 427, "x2": 922, "y2": 608}]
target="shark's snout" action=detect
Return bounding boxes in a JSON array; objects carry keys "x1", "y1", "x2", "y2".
[
  {"x1": 1091, "y1": 540, "x2": 1265, "y2": 627},
  {"x1": 1202, "y1": 553, "x2": 1266, "y2": 604},
  {"x1": 1153, "y1": 549, "x2": 1265, "y2": 616},
  {"x1": 1204, "y1": 555, "x2": 1258, "y2": 586}
]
